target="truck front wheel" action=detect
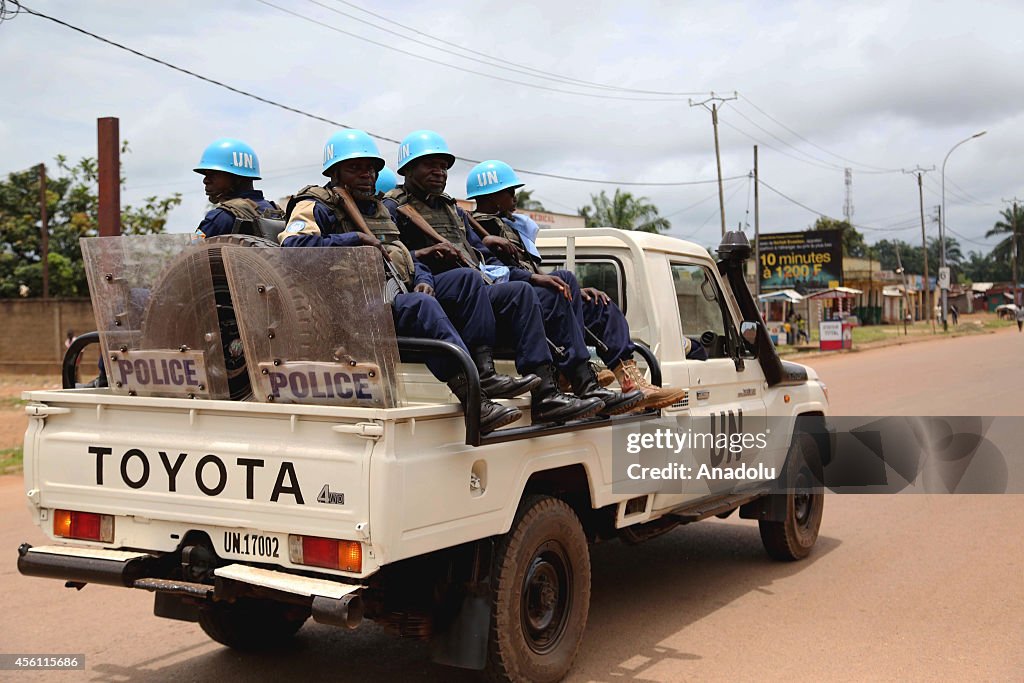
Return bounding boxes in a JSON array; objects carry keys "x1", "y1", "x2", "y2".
[
  {"x1": 486, "y1": 495, "x2": 591, "y2": 683},
  {"x1": 759, "y1": 433, "x2": 824, "y2": 561},
  {"x1": 198, "y1": 598, "x2": 308, "y2": 651}
]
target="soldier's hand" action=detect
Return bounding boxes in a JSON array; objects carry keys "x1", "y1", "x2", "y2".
[
  {"x1": 580, "y1": 287, "x2": 610, "y2": 305},
  {"x1": 414, "y1": 283, "x2": 435, "y2": 297},
  {"x1": 355, "y1": 232, "x2": 387, "y2": 256},
  {"x1": 416, "y1": 242, "x2": 463, "y2": 264},
  {"x1": 530, "y1": 273, "x2": 572, "y2": 301},
  {"x1": 481, "y1": 235, "x2": 520, "y2": 257}
]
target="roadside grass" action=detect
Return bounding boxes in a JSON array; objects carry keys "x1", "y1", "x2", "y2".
[
  {"x1": 0, "y1": 447, "x2": 23, "y2": 475},
  {"x1": 0, "y1": 396, "x2": 26, "y2": 409}
]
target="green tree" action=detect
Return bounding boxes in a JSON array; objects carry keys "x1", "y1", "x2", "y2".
[
  {"x1": 926, "y1": 236, "x2": 964, "y2": 283},
  {"x1": 579, "y1": 189, "x2": 670, "y2": 233},
  {"x1": 874, "y1": 238, "x2": 923, "y2": 273},
  {"x1": 807, "y1": 216, "x2": 870, "y2": 258},
  {"x1": 0, "y1": 151, "x2": 181, "y2": 298},
  {"x1": 985, "y1": 204, "x2": 1024, "y2": 280},
  {"x1": 514, "y1": 189, "x2": 547, "y2": 212},
  {"x1": 962, "y1": 250, "x2": 1010, "y2": 282}
]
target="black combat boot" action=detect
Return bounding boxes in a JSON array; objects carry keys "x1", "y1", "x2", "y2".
[
  {"x1": 471, "y1": 346, "x2": 540, "y2": 399},
  {"x1": 448, "y1": 374, "x2": 522, "y2": 434},
  {"x1": 566, "y1": 361, "x2": 645, "y2": 416},
  {"x1": 528, "y1": 364, "x2": 604, "y2": 424}
]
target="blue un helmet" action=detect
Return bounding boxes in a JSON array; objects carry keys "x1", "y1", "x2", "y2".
[
  {"x1": 322, "y1": 129, "x2": 386, "y2": 176},
  {"x1": 193, "y1": 138, "x2": 261, "y2": 179},
  {"x1": 376, "y1": 166, "x2": 399, "y2": 195},
  {"x1": 396, "y1": 130, "x2": 456, "y2": 175},
  {"x1": 466, "y1": 160, "x2": 524, "y2": 199}
]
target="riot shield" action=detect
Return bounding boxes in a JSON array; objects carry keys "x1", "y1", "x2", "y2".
[
  {"x1": 222, "y1": 246, "x2": 400, "y2": 408},
  {"x1": 81, "y1": 234, "x2": 230, "y2": 399}
]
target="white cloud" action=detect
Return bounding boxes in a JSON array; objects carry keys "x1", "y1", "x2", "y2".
[{"x1": 1, "y1": 0, "x2": 1020, "y2": 251}]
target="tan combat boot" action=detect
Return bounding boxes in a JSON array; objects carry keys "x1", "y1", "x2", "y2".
[{"x1": 613, "y1": 359, "x2": 687, "y2": 411}]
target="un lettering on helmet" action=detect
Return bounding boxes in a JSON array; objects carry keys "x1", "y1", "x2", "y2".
[
  {"x1": 232, "y1": 152, "x2": 255, "y2": 170},
  {"x1": 478, "y1": 170, "x2": 500, "y2": 187},
  {"x1": 324, "y1": 145, "x2": 334, "y2": 164}
]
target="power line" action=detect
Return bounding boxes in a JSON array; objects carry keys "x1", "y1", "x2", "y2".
[
  {"x1": 756, "y1": 178, "x2": 918, "y2": 233},
  {"x1": 312, "y1": 0, "x2": 702, "y2": 97},
  {"x1": 11, "y1": 1, "x2": 736, "y2": 187},
  {"x1": 257, "y1": 0, "x2": 697, "y2": 102},
  {"x1": 727, "y1": 106, "x2": 878, "y2": 174},
  {"x1": 737, "y1": 95, "x2": 902, "y2": 173}
]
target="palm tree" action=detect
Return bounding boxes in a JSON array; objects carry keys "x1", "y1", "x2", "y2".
[
  {"x1": 514, "y1": 189, "x2": 546, "y2": 212},
  {"x1": 579, "y1": 189, "x2": 670, "y2": 233},
  {"x1": 985, "y1": 204, "x2": 1024, "y2": 276}
]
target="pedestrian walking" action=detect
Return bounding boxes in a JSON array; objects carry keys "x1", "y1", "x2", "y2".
[{"x1": 1015, "y1": 306, "x2": 1023, "y2": 333}]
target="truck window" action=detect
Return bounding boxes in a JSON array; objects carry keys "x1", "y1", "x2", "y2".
[
  {"x1": 671, "y1": 263, "x2": 729, "y2": 358},
  {"x1": 542, "y1": 258, "x2": 624, "y2": 310}
]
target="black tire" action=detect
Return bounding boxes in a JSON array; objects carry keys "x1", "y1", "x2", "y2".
[
  {"x1": 141, "y1": 235, "x2": 315, "y2": 400},
  {"x1": 759, "y1": 433, "x2": 824, "y2": 561},
  {"x1": 485, "y1": 496, "x2": 591, "y2": 683},
  {"x1": 198, "y1": 598, "x2": 309, "y2": 650}
]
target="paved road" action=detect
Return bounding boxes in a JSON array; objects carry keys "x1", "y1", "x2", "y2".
[{"x1": 2, "y1": 330, "x2": 1022, "y2": 681}]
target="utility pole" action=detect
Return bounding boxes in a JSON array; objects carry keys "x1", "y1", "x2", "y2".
[
  {"x1": 896, "y1": 246, "x2": 911, "y2": 336},
  {"x1": 1003, "y1": 197, "x2": 1022, "y2": 308},
  {"x1": 754, "y1": 144, "x2": 760, "y2": 297},
  {"x1": 97, "y1": 117, "x2": 121, "y2": 237},
  {"x1": 38, "y1": 163, "x2": 49, "y2": 299},
  {"x1": 903, "y1": 166, "x2": 935, "y2": 325},
  {"x1": 689, "y1": 91, "x2": 737, "y2": 237}
]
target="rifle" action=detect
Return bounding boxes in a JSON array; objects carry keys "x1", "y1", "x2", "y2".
[
  {"x1": 336, "y1": 186, "x2": 408, "y2": 298},
  {"x1": 396, "y1": 204, "x2": 493, "y2": 283}
]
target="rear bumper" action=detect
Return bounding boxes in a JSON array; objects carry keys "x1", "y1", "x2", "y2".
[{"x1": 17, "y1": 543, "x2": 363, "y2": 628}]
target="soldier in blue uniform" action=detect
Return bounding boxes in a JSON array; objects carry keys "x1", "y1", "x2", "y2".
[
  {"x1": 281, "y1": 131, "x2": 559, "y2": 432},
  {"x1": 384, "y1": 131, "x2": 643, "y2": 417},
  {"x1": 193, "y1": 138, "x2": 282, "y2": 238},
  {"x1": 467, "y1": 160, "x2": 693, "y2": 410}
]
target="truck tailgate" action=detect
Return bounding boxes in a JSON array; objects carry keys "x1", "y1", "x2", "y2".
[{"x1": 23, "y1": 392, "x2": 379, "y2": 558}]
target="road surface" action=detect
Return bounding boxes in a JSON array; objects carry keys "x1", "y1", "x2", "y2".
[{"x1": 1, "y1": 329, "x2": 1021, "y2": 681}]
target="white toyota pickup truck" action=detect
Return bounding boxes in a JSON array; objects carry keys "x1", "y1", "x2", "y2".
[{"x1": 17, "y1": 227, "x2": 830, "y2": 683}]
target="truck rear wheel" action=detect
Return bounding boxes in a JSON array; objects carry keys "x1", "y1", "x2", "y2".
[
  {"x1": 486, "y1": 495, "x2": 590, "y2": 683},
  {"x1": 759, "y1": 433, "x2": 824, "y2": 561},
  {"x1": 198, "y1": 598, "x2": 308, "y2": 650}
]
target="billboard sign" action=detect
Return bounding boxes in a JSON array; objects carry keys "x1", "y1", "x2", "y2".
[{"x1": 759, "y1": 230, "x2": 843, "y2": 292}]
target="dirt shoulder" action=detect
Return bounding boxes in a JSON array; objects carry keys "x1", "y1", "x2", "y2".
[{"x1": 0, "y1": 373, "x2": 60, "y2": 455}]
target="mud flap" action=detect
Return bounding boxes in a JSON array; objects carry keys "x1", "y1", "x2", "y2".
[{"x1": 429, "y1": 587, "x2": 490, "y2": 670}]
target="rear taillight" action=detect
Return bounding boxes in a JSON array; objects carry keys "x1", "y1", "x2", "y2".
[
  {"x1": 53, "y1": 509, "x2": 114, "y2": 543},
  {"x1": 288, "y1": 535, "x2": 362, "y2": 573}
]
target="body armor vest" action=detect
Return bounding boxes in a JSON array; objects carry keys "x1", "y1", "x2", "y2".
[
  {"x1": 472, "y1": 212, "x2": 541, "y2": 274},
  {"x1": 386, "y1": 187, "x2": 479, "y2": 266},
  {"x1": 218, "y1": 197, "x2": 285, "y2": 240},
  {"x1": 290, "y1": 185, "x2": 416, "y2": 287}
]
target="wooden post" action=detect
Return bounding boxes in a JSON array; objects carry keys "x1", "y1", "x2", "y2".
[
  {"x1": 97, "y1": 117, "x2": 121, "y2": 236},
  {"x1": 38, "y1": 163, "x2": 49, "y2": 298}
]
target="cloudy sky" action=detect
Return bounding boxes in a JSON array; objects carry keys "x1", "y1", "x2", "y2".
[{"x1": 2, "y1": 0, "x2": 1021, "y2": 253}]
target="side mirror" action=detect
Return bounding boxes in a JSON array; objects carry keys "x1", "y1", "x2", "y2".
[{"x1": 740, "y1": 321, "x2": 759, "y2": 352}]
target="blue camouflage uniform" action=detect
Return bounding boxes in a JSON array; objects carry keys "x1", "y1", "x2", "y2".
[
  {"x1": 282, "y1": 189, "x2": 497, "y2": 381},
  {"x1": 386, "y1": 192, "x2": 590, "y2": 374},
  {"x1": 382, "y1": 190, "x2": 554, "y2": 373}
]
